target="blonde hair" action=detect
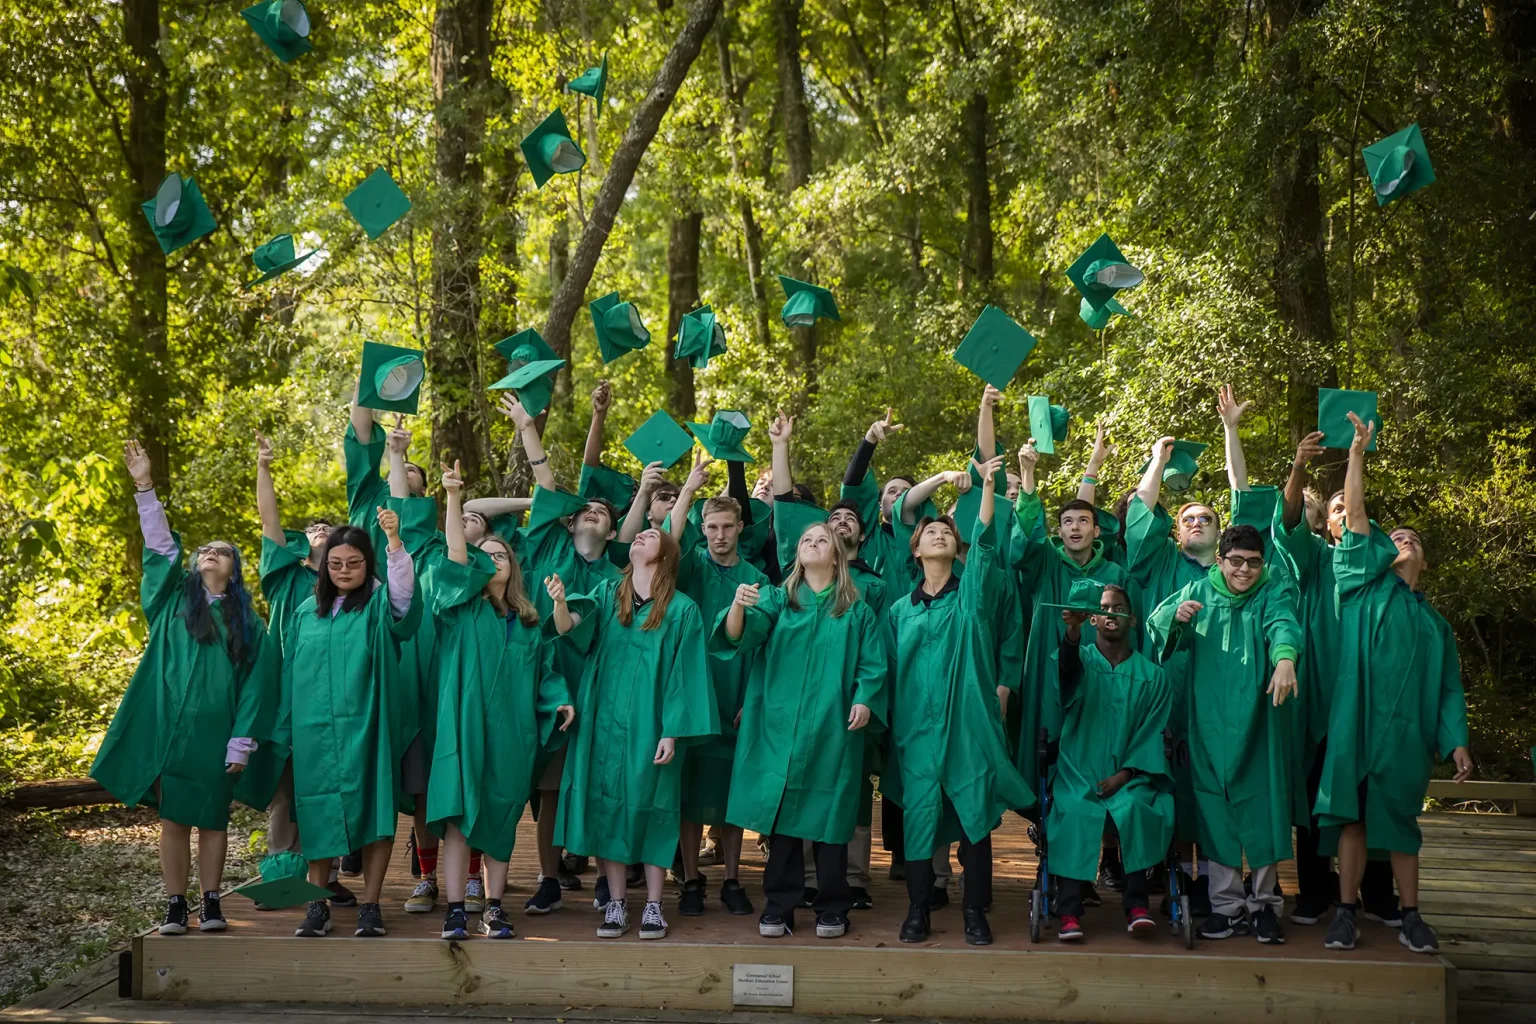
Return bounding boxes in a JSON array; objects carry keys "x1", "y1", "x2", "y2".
[
  {"x1": 617, "y1": 529, "x2": 681, "y2": 631},
  {"x1": 784, "y1": 522, "x2": 861, "y2": 618},
  {"x1": 701, "y1": 496, "x2": 741, "y2": 521},
  {"x1": 479, "y1": 537, "x2": 539, "y2": 627}
]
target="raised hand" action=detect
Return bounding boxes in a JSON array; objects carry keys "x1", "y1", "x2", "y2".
[
  {"x1": 768, "y1": 408, "x2": 794, "y2": 445},
  {"x1": 980, "y1": 384, "x2": 1003, "y2": 410},
  {"x1": 1346, "y1": 411, "x2": 1375, "y2": 454},
  {"x1": 376, "y1": 505, "x2": 401, "y2": 544},
  {"x1": 124, "y1": 439, "x2": 153, "y2": 489},
  {"x1": 498, "y1": 393, "x2": 531, "y2": 430},
  {"x1": 1017, "y1": 441, "x2": 1040, "y2": 472},
  {"x1": 637, "y1": 460, "x2": 667, "y2": 494},
  {"x1": 1150, "y1": 435, "x2": 1175, "y2": 466},
  {"x1": 949, "y1": 470, "x2": 974, "y2": 494},
  {"x1": 544, "y1": 573, "x2": 567, "y2": 605},
  {"x1": 974, "y1": 453, "x2": 1005, "y2": 484},
  {"x1": 733, "y1": 582, "x2": 761, "y2": 608},
  {"x1": 866, "y1": 407, "x2": 905, "y2": 444},
  {"x1": 1267, "y1": 659, "x2": 1298, "y2": 707},
  {"x1": 440, "y1": 459, "x2": 463, "y2": 494},
  {"x1": 255, "y1": 431, "x2": 274, "y2": 469},
  {"x1": 1217, "y1": 384, "x2": 1251, "y2": 428},
  {"x1": 1088, "y1": 422, "x2": 1116, "y2": 471},
  {"x1": 683, "y1": 449, "x2": 712, "y2": 493},
  {"x1": 591, "y1": 379, "x2": 612, "y2": 414},
  {"x1": 847, "y1": 703, "x2": 871, "y2": 731},
  {"x1": 1174, "y1": 599, "x2": 1203, "y2": 624},
  {"x1": 387, "y1": 413, "x2": 412, "y2": 454},
  {"x1": 1293, "y1": 430, "x2": 1326, "y2": 468}
]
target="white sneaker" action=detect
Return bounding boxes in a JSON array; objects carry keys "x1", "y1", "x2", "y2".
[
  {"x1": 597, "y1": 899, "x2": 629, "y2": 938},
  {"x1": 403, "y1": 877, "x2": 438, "y2": 913},
  {"x1": 639, "y1": 900, "x2": 668, "y2": 940},
  {"x1": 464, "y1": 877, "x2": 486, "y2": 914}
]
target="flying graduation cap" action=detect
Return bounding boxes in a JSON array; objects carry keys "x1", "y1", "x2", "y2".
[
  {"x1": 624, "y1": 410, "x2": 695, "y2": 469},
  {"x1": 1317, "y1": 388, "x2": 1381, "y2": 451},
  {"x1": 675, "y1": 305, "x2": 727, "y2": 369},
  {"x1": 1362, "y1": 123, "x2": 1435, "y2": 207},
  {"x1": 778, "y1": 275, "x2": 840, "y2": 328},
  {"x1": 241, "y1": 1, "x2": 313, "y2": 63},
  {"x1": 1027, "y1": 395, "x2": 1071, "y2": 455},
  {"x1": 141, "y1": 174, "x2": 217, "y2": 255},
  {"x1": 1068, "y1": 233, "x2": 1144, "y2": 312},
  {"x1": 521, "y1": 109, "x2": 586, "y2": 189},
  {"x1": 357, "y1": 341, "x2": 426, "y2": 414},
  {"x1": 243, "y1": 234, "x2": 318, "y2": 289},
  {"x1": 344, "y1": 169, "x2": 412, "y2": 240},
  {"x1": 1139, "y1": 440, "x2": 1208, "y2": 494},
  {"x1": 953, "y1": 305, "x2": 1037, "y2": 390},
  {"x1": 566, "y1": 53, "x2": 609, "y2": 109},
  {"x1": 686, "y1": 410, "x2": 754, "y2": 463},
  {"x1": 589, "y1": 291, "x2": 651, "y2": 363},
  {"x1": 1079, "y1": 295, "x2": 1132, "y2": 331},
  {"x1": 489, "y1": 329, "x2": 565, "y2": 417}
]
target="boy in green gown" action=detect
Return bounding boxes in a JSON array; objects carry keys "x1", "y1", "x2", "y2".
[
  {"x1": 1146, "y1": 523, "x2": 1302, "y2": 945},
  {"x1": 1316, "y1": 414, "x2": 1473, "y2": 955},
  {"x1": 835, "y1": 408, "x2": 918, "y2": 595}
]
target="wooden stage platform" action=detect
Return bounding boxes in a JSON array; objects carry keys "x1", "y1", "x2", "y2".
[{"x1": 9, "y1": 802, "x2": 1536, "y2": 1024}]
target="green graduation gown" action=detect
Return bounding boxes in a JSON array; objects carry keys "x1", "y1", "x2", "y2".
[
  {"x1": 842, "y1": 471, "x2": 926, "y2": 598},
  {"x1": 424, "y1": 548, "x2": 571, "y2": 860},
  {"x1": 550, "y1": 581, "x2": 718, "y2": 866},
  {"x1": 1145, "y1": 567, "x2": 1302, "y2": 868},
  {"x1": 1313, "y1": 527, "x2": 1469, "y2": 853},
  {"x1": 259, "y1": 531, "x2": 317, "y2": 656},
  {"x1": 710, "y1": 584, "x2": 888, "y2": 843},
  {"x1": 279, "y1": 570, "x2": 423, "y2": 860},
  {"x1": 887, "y1": 520, "x2": 1034, "y2": 860},
  {"x1": 1047, "y1": 642, "x2": 1175, "y2": 880},
  {"x1": 1270, "y1": 508, "x2": 1342, "y2": 760}
]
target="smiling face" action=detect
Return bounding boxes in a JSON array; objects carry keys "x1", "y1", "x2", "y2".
[
  {"x1": 915, "y1": 519, "x2": 958, "y2": 560},
  {"x1": 1092, "y1": 588, "x2": 1133, "y2": 641},
  {"x1": 1219, "y1": 546, "x2": 1265, "y2": 593},
  {"x1": 569, "y1": 501, "x2": 616, "y2": 545},
  {"x1": 1058, "y1": 509, "x2": 1099, "y2": 554},
  {"x1": 796, "y1": 523, "x2": 836, "y2": 570},
  {"x1": 702, "y1": 509, "x2": 742, "y2": 559},
  {"x1": 829, "y1": 506, "x2": 862, "y2": 545},
  {"x1": 325, "y1": 543, "x2": 369, "y2": 593},
  {"x1": 479, "y1": 536, "x2": 514, "y2": 588},
  {"x1": 1178, "y1": 503, "x2": 1219, "y2": 555},
  {"x1": 881, "y1": 478, "x2": 913, "y2": 524}
]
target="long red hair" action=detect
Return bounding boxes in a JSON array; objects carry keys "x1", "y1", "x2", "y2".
[{"x1": 617, "y1": 529, "x2": 681, "y2": 631}]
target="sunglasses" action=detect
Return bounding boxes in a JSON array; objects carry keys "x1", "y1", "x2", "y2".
[
  {"x1": 1180, "y1": 513, "x2": 1215, "y2": 526},
  {"x1": 1222, "y1": 554, "x2": 1265, "y2": 570},
  {"x1": 327, "y1": 558, "x2": 367, "y2": 571}
]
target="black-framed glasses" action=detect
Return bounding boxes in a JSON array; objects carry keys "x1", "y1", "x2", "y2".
[
  {"x1": 486, "y1": 549, "x2": 511, "y2": 564},
  {"x1": 1222, "y1": 554, "x2": 1265, "y2": 570}
]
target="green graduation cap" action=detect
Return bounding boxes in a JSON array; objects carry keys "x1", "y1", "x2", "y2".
[
  {"x1": 778, "y1": 275, "x2": 840, "y2": 328},
  {"x1": 1363, "y1": 123, "x2": 1434, "y2": 207},
  {"x1": 357, "y1": 340, "x2": 426, "y2": 414},
  {"x1": 1068, "y1": 233, "x2": 1144, "y2": 311},
  {"x1": 686, "y1": 410, "x2": 754, "y2": 463},
  {"x1": 567, "y1": 53, "x2": 609, "y2": 109},
  {"x1": 675, "y1": 305, "x2": 727, "y2": 369},
  {"x1": 344, "y1": 168, "x2": 411, "y2": 240},
  {"x1": 1027, "y1": 395, "x2": 1071, "y2": 455},
  {"x1": 1318, "y1": 388, "x2": 1380, "y2": 451},
  {"x1": 1139, "y1": 440, "x2": 1208, "y2": 494},
  {"x1": 1039, "y1": 577, "x2": 1130, "y2": 618},
  {"x1": 241, "y1": 1, "x2": 313, "y2": 63},
  {"x1": 140, "y1": 173, "x2": 217, "y2": 255},
  {"x1": 243, "y1": 233, "x2": 318, "y2": 289},
  {"x1": 488, "y1": 329, "x2": 565, "y2": 417},
  {"x1": 589, "y1": 291, "x2": 651, "y2": 363},
  {"x1": 624, "y1": 410, "x2": 695, "y2": 469},
  {"x1": 1079, "y1": 295, "x2": 1132, "y2": 331},
  {"x1": 953, "y1": 305, "x2": 1037, "y2": 390},
  {"x1": 521, "y1": 109, "x2": 586, "y2": 189},
  {"x1": 950, "y1": 457, "x2": 1008, "y2": 545},
  {"x1": 230, "y1": 851, "x2": 332, "y2": 910}
]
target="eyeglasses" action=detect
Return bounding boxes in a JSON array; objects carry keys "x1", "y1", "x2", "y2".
[
  {"x1": 1222, "y1": 554, "x2": 1265, "y2": 570},
  {"x1": 327, "y1": 558, "x2": 367, "y2": 571},
  {"x1": 1180, "y1": 513, "x2": 1215, "y2": 526},
  {"x1": 196, "y1": 545, "x2": 235, "y2": 558},
  {"x1": 486, "y1": 550, "x2": 511, "y2": 564}
]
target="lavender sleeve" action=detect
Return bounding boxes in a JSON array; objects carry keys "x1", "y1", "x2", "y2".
[
  {"x1": 224, "y1": 737, "x2": 258, "y2": 766},
  {"x1": 136, "y1": 488, "x2": 179, "y2": 560},
  {"x1": 385, "y1": 542, "x2": 415, "y2": 620}
]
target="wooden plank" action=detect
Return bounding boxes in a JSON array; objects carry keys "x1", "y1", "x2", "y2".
[
  {"x1": 1416, "y1": 867, "x2": 1536, "y2": 884},
  {"x1": 1418, "y1": 876, "x2": 1536, "y2": 896},
  {"x1": 1456, "y1": 967, "x2": 1536, "y2": 1005},
  {"x1": 1454, "y1": 1001, "x2": 1533, "y2": 1024},
  {"x1": 4, "y1": 955, "x2": 120, "y2": 1010},
  {"x1": 1420, "y1": 854, "x2": 1536, "y2": 870},
  {"x1": 1417, "y1": 891, "x2": 1536, "y2": 918},
  {"x1": 133, "y1": 936, "x2": 1450, "y2": 1024},
  {"x1": 1427, "y1": 781, "x2": 1536, "y2": 803},
  {"x1": 1440, "y1": 940, "x2": 1536, "y2": 972}
]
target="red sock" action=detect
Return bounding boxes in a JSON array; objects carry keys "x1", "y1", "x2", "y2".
[
  {"x1": 469, "y1": 851, "x2": 482, "y2": 875},
  {"x1": 417, "y1": 843, "x2": 439, "y2": 876}
]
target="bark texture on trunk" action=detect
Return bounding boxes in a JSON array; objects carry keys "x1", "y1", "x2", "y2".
[{"x1": 773, "y1": 0, "x2": 817, "y2": 399}]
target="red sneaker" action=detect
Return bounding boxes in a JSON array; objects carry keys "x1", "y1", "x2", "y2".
[
  {"x1": 1127, "y1": 907, "x2": 1156, "y2": 933},
  {"x1": 1058, "y1": 915, "x2": 1084, "y2": 941}
]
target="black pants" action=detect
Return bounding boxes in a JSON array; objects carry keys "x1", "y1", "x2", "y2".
[
  {"x1": 1296, "y1": 739, "x2": 1395, "y2": 911},
  {"x1": 1058, "y1": 869, "x2": 1148, "y2": 918},
  {"x1": 905, "y1": 834, "x2": 991, "y2": 910},
  {"x1": 882, "y1": 797, "x2": 904, "y2": 859},
  {"x1": 762, "y1": 832, "x2": 851, "y2": 924}
]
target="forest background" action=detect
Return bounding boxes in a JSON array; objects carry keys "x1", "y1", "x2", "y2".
[{"x1": 1, "y1": 0, "x2": 1534, "y2": 792}]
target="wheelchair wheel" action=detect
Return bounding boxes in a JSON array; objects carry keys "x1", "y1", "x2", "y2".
[
  {"x1": 1180, "y1": 894, "x2": 1194, "y2": 948},
  {"x1": 1029, "y1": 887, "x2": 1043, "y2": 943}
]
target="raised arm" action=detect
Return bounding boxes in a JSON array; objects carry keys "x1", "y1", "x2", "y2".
[
  {"x1": 975, "y1": 386, "x2": 1001, "y2": 464},
  {"x1": 349, "y1": 384, "x2": 375, "y2": 446},
  {"x1": 126, "y1": 439, "x2": 177, "y2": 559},
  {"x1": 583, "y1": 380, "x2": 611, "y2": 468},
  {"x1": 1217, "y1": 385, "x2": 1251, "y2": 491},
  {"x1": 769, "y1": 408, "x2": 794, "y2": 498},
  {"x1": 442, "y1": 460, "x2": 468, "y2": 565},
  {"x1": 254, "y1": 432, "x2": 285, "y2": 546},
  {"x1": 1281, "y1": 431, "x2": 1325, "y2": 531},
  {"x1": 499, "y1": 393, "x2": 557, "y2": 492},
  {"x1": 1075, "y1": 422, "x2": 1114, "y2": 504},
  {"x1": 1342, "y1": 412, "x2": 1374, "y2": 536},
  {"x1": 462, "y1": 496, "x2": 532, "y2": 518},
  {"x1": 845, "y1": 408, "x2": 902, "y2": 486},
  {"x1": 620, "y1": 461, "x2": 666, "y2": 543},
  {"x1": 902, "y1": 468, "x2": 970, "y2": 525},
  {"x1": 671, "y1": 450, "x2": 712, "y2": 538},
  {"x1": 726, "y1": 460, "x2": 753, "y2": 526},
  {"x1": 1136, "y1": 435, "x2": 1174, "y2": 511},
  {"x1": 386, "y1": 413, "x2": 411, "y2": 500},
  {"x1": 976, "y1": 452, "x2": 1003, "y2": 529}
]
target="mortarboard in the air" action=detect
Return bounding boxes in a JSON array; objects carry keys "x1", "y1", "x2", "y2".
[
  {"x1": 357, "y1": 341, "x2": 426, "y2": 414},
  {"x1": 489, "y1": 329, "x2": 565, "y2": 417},
  {"x1": 686, "y1": 410, "x2": 754, "y2": 463},
  {"x1": 1080, "y1": 295, "x2": 1132, "y2": 330},
  {"x1": 243, "y1": 234, "x2": 318, "y2": 289},
  {"x1": 778, "y1": 275, "x2": 840, "y2": 328},
  {"x1": 140, "y1": 174, "x2": 217, "y2": 255},
  {"x1": 521, "y1": 109, "x2": 586, "y2": 189},
  {"x1": 624, "y1": 410, "x2": 695, "y2": 469},
  {"x1": 1231, "y1": 484, "x2": 1280, "y2": 532},
  {"x1": 1039, "y1": 577, "x2": 1130, "y2": 618},
  {"x1": 1138, "y1": 440, "x2": 1208, "y2": 494},
  {"x1": 230, "y1": 851, "x2": 332, "y2": 910},
  {"x1": 241, "y1": 1, "x2": 314, "y2": 63},
  {"x1": 675, "y1": 305, "x2": 727, "y2": 369},
  {"x1": 566, "y1": 53, "x2": 609, "y2": 109},
  {"x1": 1317, "y1": 388, "x2": 1380, "y2": 451},
  {"x1": 589, "y1": 291, "x2": 651, "y2": 363},
  {"x1": 1027, "y1": 395, "x2": 1071, "y2": 456},
  {"x1": 344, "y1": 169, "x2": 411, "y2": 240},
  {"x1": 953, "y1": 305, "x2": 1037, "y2": 390},
  {"x1": 1068, "y1": 233, "x2": 1144, "y2": 311},
  {"x1": 1362, "y1": 124, "x2": 1434, "y2": 207}
]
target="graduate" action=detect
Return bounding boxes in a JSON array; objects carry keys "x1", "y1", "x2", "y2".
[
  {"x1": 716, "y1": 520, "x2": 888, "y2": 939},
  {"x1": 426, "y1": 461, "x2": 574, "y2": 941},
  {"x1": 92, "y1": 441, "x2": 275, "y2": 936},
  {"x1": 1315, "y1": 413, "x2": 1473, "y2": 955},
  {"x1": 1146, "y1": 523, "x2": 1302, "y2": 945},
  {"x1": 836, "y1": 408, "x2": 917, "y2": 593},
  {"x1": 1049, "y1": 583, "x2": 1175, "y2": 942},
  {"x1": 281, "y1": 506, "x2": 422, "y2": 938},
  {"x1": 544, "y1": 527, "x2": 718, "y2": 941},
  {"x1": 887, "y1": 454, "x2": 1033, "y2": 946}
]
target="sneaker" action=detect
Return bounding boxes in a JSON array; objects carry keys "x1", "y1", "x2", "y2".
[
  {"x1": 557, "y1": 866, "x2": 583, "y2": 891},
  {"x1": 403, "y1": 877, "x2": 437, "y2": 913},
  {"x1": 1098, "y1": 853, "x2": 1126, "y2": 894},
  {"x1": 295, "y1": 899, "x2": 331, "y2": 937},
  {"x1": 464, "y1": 877, "x2": 486, "y2": 914},
  {"x1": 159, "y1": 895, "x2": 189, "y2": 935},
  {"x1": 1057, "y1": 915, "x2": 1084, "y2": 942},
  {"x1": 1199, "y1": 912, "x2": 1242, "y2": 940},
  {"x1": 327, "y1": 878, "x2": 358, "y2": 907},
  {"x1": 887, "y1": 861, "x2": 906, "y2": 881},
  {"x1": 698, "y1": 840, "x2": 720, "y2": 866},
  {"x1": 963, "y1": 906, "x2": 993, "y2": 946},
  {"x1": 441, "y1": 907, "x2": 469, "y2": 940},
  {"x1": 816, "y1": 911, "x2": 848, "y2": 938},
  {"x1": 1290, "y1": 897, "x2": 1331, "y2": 926},
  {"x1": 198, "y1": 892, "x2": 227, "y2": 932},
  {"x1": 1324, "y1": 907, "x2": 1360, "y2": 950},
  {"x1": 355, "y1": 902, "x2": 386, "y2": 937},
  {"x1": 597, "y1": 899, "x2": 629, "y2": 938},
  {"x1": 759, "y1": 912, "x2": 789, "y2": 937},
  {"x1": 1127, "y1": 907, "x2": 1156, "y2": 934},
  {"x1": 1081, "y1": 883, "x2": 1103, "y2": 908},
  {"x1": 850, "y1": 886, "x2": 873, "y2": 910},
  {"x1": 925, "y1": 885, "x2": 949, "y2": 911},
  {"x1": 1398, "y1": 910, "x2": 1439, "y2": 954},
  {"x1": 798, "y1": 886, "x2": 818, "y2": 909},
  {"x1": 592, "y1": 875, "x2": 611, "y2": 909},
  {"x1": 639, "y1": 900, "x2": 668, "y2": 940},
  {"x1": 560, "y1": 852, "x2": 588, "y2": 875},
  {"x1": 1147, "y1": 864, "x2": 1168, "y2": 895},
  {"x1": 1254, "y1": 906, "x2": 1286, "y2": 945},
  {"x1": 1365, "y1": 902, "x2": 1403, "y2": 928},
  {"x1": 524, "y1": 876, "x2": 563, "y2": 915},
  {"x1": 340, "y1": 852, "x2": 363, "y2": 878},
  {"x1": 481, "y1": 905, "x2": 514, "y2": 939},
  {"x1": 679, "y1": 877, "x2": 706, "y2": 916},
  {"x1": 898, "y1": 903, "x2": 930, "y2": 943},
  {"x1": 720, "y1": 879, "x2": 754, "y2": 916}
]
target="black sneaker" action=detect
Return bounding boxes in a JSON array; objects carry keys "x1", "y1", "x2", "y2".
[
  {"x1": 592, "y1": 875, "x2": 611, "y2": 909},
  {"x1": 597, "y1": 899, "x2": 629, "y2": 938},
  {"x1": 815, "y1": 911, "x2": 848, "y2": 938},
  {"x1": 1253, "y1": 906, "x2": 1285, "y2": 944},
  {"x1": 850, "y1": 886, "x2": 873, "y2": 910},
  {"x1": 679, "y1": 877, "x2": 706, "y2": 916},
  {"x1": 963, "y1": 906, "x2": 993, "y2": 946},
  {"x1": 898, "y1": 903, "x2": 930, "y2": 943},
  {"x1": 1198, "y1": 912, "x2": 1242, "y2": 940},
  {"x1": 925, "y1": 885, "x2": 949, "y2": 911},
  {"x1": 295, "y1": 899, "x2": 331, "y2": 937},
  {"x1": 1290, "y1": 897, "x2": 1331, "y2": 926},
  {"x1": 441, "y1": 906, "x2": 469, "y2": 940},
  {"x1": 759, "y1": 912, "x2": 790, "y2": 937},
  {"x1": 798, "y1": 886, "x2": 818, "y2": 909},
  {"x1": 340, "y1": 851, "x2": 363, "y2": 877},
  {"x1": 198, "y1": 892, "x2": 227, "y2": 932},
  {"x1": 1398, "y1": 910, "x2": 1439, "y2": 954},
  {"x1": 560, "y1": 852, "x2": 589, "y2": 875},
  {"x1": 720, "y1": 878, "x2": 754, "y2": 915},
  {"x1": 524, "y1": 876, "x2": 563, "y2": 915},
  {"x1": 481, "y1": 904, "x2": 514, "y2": 939},
  {"x1": 159, "y1": 895, "x2": 189, "y2": 935},
  {"x1": 355, "y1": 902, "x2": 386, "y2": 937},
  {"x1": 557, "y1": 866, "x2": 583, "y2": 891},
  {"x1": 327, "y1": 878, "x2": 358, "y2": 907},
  {"x1": 1364, "y1": 901, "x2": 1403, "y2": 928},
  {"x1": 1324, "y1": 907, "x2": 1359, "y2": 950},
  {"x1": 1098, "y1": 851, "x2": 1126, "y2": 893},
  {"x1": 639, "y1": 900, "x2": 668, "y2": 940}
]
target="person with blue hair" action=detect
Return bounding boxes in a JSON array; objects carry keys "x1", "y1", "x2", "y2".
[{"x1": 92, "y1": 440, "x2": 278, "y2": 936}]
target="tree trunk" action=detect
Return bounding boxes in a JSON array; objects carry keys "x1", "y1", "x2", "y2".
[
  {"x1": 665, "y1": 212, "x2": 703, "y2": 419},
  {"x1": 772, "y1": 0, "x2": 817, "y2": 398},
  {"x1": 539, "y1": 0, "x2": 725, "y2": 365},
  {"x1": 717, "y1": 13, "x2": 773, "y2": 351},
  {"x1": 1487, "y1": 0, "x2": 1536, "y2": 289},
  {"x1": 960, "y1": 91, "x2": 993, "y2": 292},
  {"x1": 427, "y1": 0, "x2": 494, "y2": 486},
  {"x1": 2, "y1": 778, "x2": 115, "y2": 811}
]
